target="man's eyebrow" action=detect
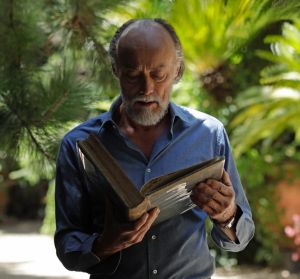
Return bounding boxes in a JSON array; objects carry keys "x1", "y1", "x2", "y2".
[{"x1": 148, "y1": 64, "x2": 167, "y2": 70}]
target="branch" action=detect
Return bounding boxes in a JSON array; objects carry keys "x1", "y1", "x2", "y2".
[
  {"x1": 7, "y1": 0, "x2": 21, "y2": 70},
  {"x1": 72, "y1": 14, "x2": 107, "y2": 62},
  {"x1": 41, "y1": 90, "x2": 69, "y2": 123},
  {"x1": 1, "y1": 94, "x2": 53, "y2": 162},
  {"x1": 25, "y1": 125, "x2": 54, "y2": 162}
]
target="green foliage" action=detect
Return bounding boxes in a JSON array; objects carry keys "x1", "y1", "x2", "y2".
[
  {"x1": 172, "y1": 71, "x2": 207, "y2": 109},
  {"x1": 236, "y1": 149, "x2": 284, "y2": 265},
  {"x1": 231, "y1": 21, "x2": 300, "y2": 157},
  {"x1": 115, "y1": 0, "x2": 300, "y2": 75},
  {"x1": 110, "y1": 0, "x2": 173, "y2": 21},
  {"x1": 0, "y1": 0, "x2": 129, "y2": 230},
  {"x1": 168, "y1": 0, "x2": 300, "y2": 74},
  {"x1": 0, "y1": 0, "x2": 129, "y2": 178},
  {"x1": 41, "y1": 180, "x2": 55, "y2": 235}
]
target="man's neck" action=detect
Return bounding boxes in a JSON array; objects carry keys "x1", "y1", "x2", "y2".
[{"x1": 114, "y1": 103, "x2": 170, "y2": 158}]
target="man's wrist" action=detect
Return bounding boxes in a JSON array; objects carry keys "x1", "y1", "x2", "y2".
[
  {"x1": 218, "y1": 213, "x2": 236, "y2": 229},
  {"x1": 213, "y1": 205, "x2": 238, "y2": 229},
  {"x1": 92, "y1": 235, "x2": 112, "y2": 261}
]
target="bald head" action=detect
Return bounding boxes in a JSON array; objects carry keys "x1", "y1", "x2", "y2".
[
  {"x1": 117, "y1": 21, "x2": 177, "y2": 72},
  {"x1": 109, "y1": 18, "x2": 184, "y2": 83},
  {"x1": 118, "y1": 20, "x2": 175, "y2": 52}
]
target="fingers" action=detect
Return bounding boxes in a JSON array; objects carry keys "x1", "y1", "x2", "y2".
[
  {"x1": 191, "y1": 185, "x2": 227, "y2": 217},
  {"x1": 100, "y1": 207, "x2": 160, "y2": 254},
  {"x1": 117, "y1": 208, "x2": 160, "y2": 244},
  {"x1": 191, "y1": 171, "x2": 236, "y2": 220},
  {"x1": 207, "y1": 179, "x2": 233, "y2": 196},
  {"x1": 191, "y1": 183, "x2": 223, "y2": 205},
  {"x1": 126, "y1": 208, "x2": 160, "y2": 243},
  {"x1": 121, "y1": 207, "x2": 159, "y2": 232}
]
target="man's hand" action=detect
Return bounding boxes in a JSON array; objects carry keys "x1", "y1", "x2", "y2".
[
  {"x1": 191, "y1": 170, "x2": 237, "y2": 225},
  {"x1": 93, "y1": 200, "x2": 160, "y2": 259}
]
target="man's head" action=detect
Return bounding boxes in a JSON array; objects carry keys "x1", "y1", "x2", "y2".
[{"x1": 109, "y1": 19, "x2": 184, "y2": 126}]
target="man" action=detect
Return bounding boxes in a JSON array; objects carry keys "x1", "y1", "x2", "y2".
[{"x1": 55, "y1": 18, "x2": 255, "y2": 279}]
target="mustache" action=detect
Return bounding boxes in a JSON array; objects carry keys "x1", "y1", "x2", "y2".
[{"x1": 131, "y1": 95, "x2": 161, "y2": 103}]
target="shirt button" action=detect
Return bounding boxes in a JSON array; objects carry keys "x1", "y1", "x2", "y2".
[
  {"x1": 152, "y1": 269, "x2": 158, "y2": 275},
  {"x1": 151, "y1": 235, "x2": 157, "y2": 240},
  {"x1": 146, "y1": 168, "x2": 151, "y2": 173}
]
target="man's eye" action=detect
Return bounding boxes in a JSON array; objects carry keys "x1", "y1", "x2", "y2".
[
  {"x1": 152, "y1": 73, "x2": 167, "y2": 82},
  {"x1": 125, "y1": 73, "x2": 139, "y2": 81},
  {"x1": 128, "y1": 73, "x2": 138, "y2": 78}
]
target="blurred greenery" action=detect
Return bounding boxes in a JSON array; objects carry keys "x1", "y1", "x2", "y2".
[
  {"x1": 231, "y1": 21, "x2": 300, "y2": 157},
  {"x1": 1, "y1": 0, "x2": 300, "y2": 269}
]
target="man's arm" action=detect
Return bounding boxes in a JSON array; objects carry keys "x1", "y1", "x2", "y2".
[
  {"x1": 191, "y1": 126, "x2": 254, "y2": 251},
  {"x1": 191, "y1": 170, "x2": 238, "y2": 241},
  {"x1": 55, "y1": 137, "x2": 159, "y2": 274},
  {"x1": 54, "y1": 137, "x2": 115, "y2": 273},
  {"x1": 92, "y1": 199, "x2": 159, "y2": 260}
]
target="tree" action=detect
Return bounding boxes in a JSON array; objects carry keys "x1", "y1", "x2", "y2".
[
  {"x1": 0, "y1": 0, "x2": 128, "y2": 224},
  {"x1": 0, "y1": 0, "x2": 128, "y2": 174}
]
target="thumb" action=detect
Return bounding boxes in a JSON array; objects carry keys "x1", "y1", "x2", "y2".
[{"x1": 222, "y1": 169, "x2": 232, "y2": 187}]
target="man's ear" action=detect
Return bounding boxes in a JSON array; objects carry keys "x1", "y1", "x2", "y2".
[
  {"x1": 111, "y1": 63, "x2": 118, "y2": 77},
  {"x1": 111, "y1": 62, "x2": 121, "y2": 80},
  {"x1": 174, "y1": 60, "x2": 184, "y2": 83}
]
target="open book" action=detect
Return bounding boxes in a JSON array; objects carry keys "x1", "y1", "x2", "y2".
[{"x1": 77, "y1": 133, "x2": 225, "y2": 225}]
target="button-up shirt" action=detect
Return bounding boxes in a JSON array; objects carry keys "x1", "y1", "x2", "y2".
[{"x1": 55, "y1": 98, "x2": 255, "y2": 279}]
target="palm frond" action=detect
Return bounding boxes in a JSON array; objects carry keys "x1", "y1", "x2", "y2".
[
  {"x1": 167, "y1": 0, "x2": 300, "y2": 73},
  {"x1": 231, "y1": 20, "x2": 300, "y2": 157}
]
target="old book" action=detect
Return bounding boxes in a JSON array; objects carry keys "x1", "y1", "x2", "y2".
[{"x1": 77, "y1": 133, "x2": 225, "y2": 225}]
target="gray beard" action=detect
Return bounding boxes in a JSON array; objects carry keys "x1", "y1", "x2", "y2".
[
  {"x1": 122, "y1": 95, "x2": 169, "y2": 126},
  {"x1": 125, "y1": 104, "x2": 168, "y2": 126}
]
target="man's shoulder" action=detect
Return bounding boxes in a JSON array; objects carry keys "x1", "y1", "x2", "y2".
[
  {"x1": 61, "y1": 112, "x2": 108, "y2": 145},
  {"x1": 173, "y1": 103, "x2": 224, "y2": 129}
]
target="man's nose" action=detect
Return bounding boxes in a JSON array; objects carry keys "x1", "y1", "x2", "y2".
[{"x1": 141, "y1": 75, "x2": 155, "y2": 95}]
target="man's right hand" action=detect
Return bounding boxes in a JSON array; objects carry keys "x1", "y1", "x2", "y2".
[{"x1": 92, "y1": 200, "x2": 160, "y2": 260}]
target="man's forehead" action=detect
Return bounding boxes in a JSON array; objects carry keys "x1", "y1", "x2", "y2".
[
  {"x1": 123, "y1": 63, "x2": 167, "y2": 71},
  {"x1": 117, "y1": 20, "x2": 173, "y2": 50}
]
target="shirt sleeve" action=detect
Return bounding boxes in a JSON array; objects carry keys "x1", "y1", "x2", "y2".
[
  {"x1": 210, "y1": 126, "x2": 255, "y2": 252},
  {"x1": 54, "y1": 136, "x2": 121, "y2": 274}
]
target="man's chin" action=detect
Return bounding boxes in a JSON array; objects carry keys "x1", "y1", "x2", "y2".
[{"x1": 128, "y1": 109, "x2": 166, "y2": 127}]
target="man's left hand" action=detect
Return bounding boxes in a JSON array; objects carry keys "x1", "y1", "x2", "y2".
[{"x1": 191, "y1": 170, "x2": 237, "y2": 225}]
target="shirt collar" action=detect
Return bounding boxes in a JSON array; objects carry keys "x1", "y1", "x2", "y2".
[
  {"x1": 97, "y1": 96, "x2": 193, "y2": 134},
  {"x1": 97, "y1": 96, "x2": 122, "y2": 133}
]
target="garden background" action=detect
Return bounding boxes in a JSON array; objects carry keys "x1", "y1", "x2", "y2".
[{"x1": 1, "y1": 0, "x2": 300, "y2": 277}]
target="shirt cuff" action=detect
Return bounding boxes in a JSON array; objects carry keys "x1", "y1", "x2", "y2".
[
  {"x1": 84, "y1": 233, "x2": 122, "y2": 275},
  {"x1": 211, "y1": 207, "x2": 255, "y2": 252}
]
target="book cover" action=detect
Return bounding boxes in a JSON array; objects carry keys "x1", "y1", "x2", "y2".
[{"x1": 77, "y1": 133, "x2": 225, "y2": 225}]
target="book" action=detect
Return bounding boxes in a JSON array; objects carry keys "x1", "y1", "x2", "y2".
[{"x1": 77, "y1": 133, "x2": 225, "y2": 225}]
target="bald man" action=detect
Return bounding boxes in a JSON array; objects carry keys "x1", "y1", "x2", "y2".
[{"x1": 55, "y1": 19, "x2": 254, "y2": 279}]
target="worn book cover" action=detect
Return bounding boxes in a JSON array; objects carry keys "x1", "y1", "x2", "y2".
[{"x1": 77, "y1": 133, "x2": 225, "y2": 225}]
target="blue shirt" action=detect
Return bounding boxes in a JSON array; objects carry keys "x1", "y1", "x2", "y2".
[{"x1": 54, "y1": 98, "x2": 255, "y2": 279}]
